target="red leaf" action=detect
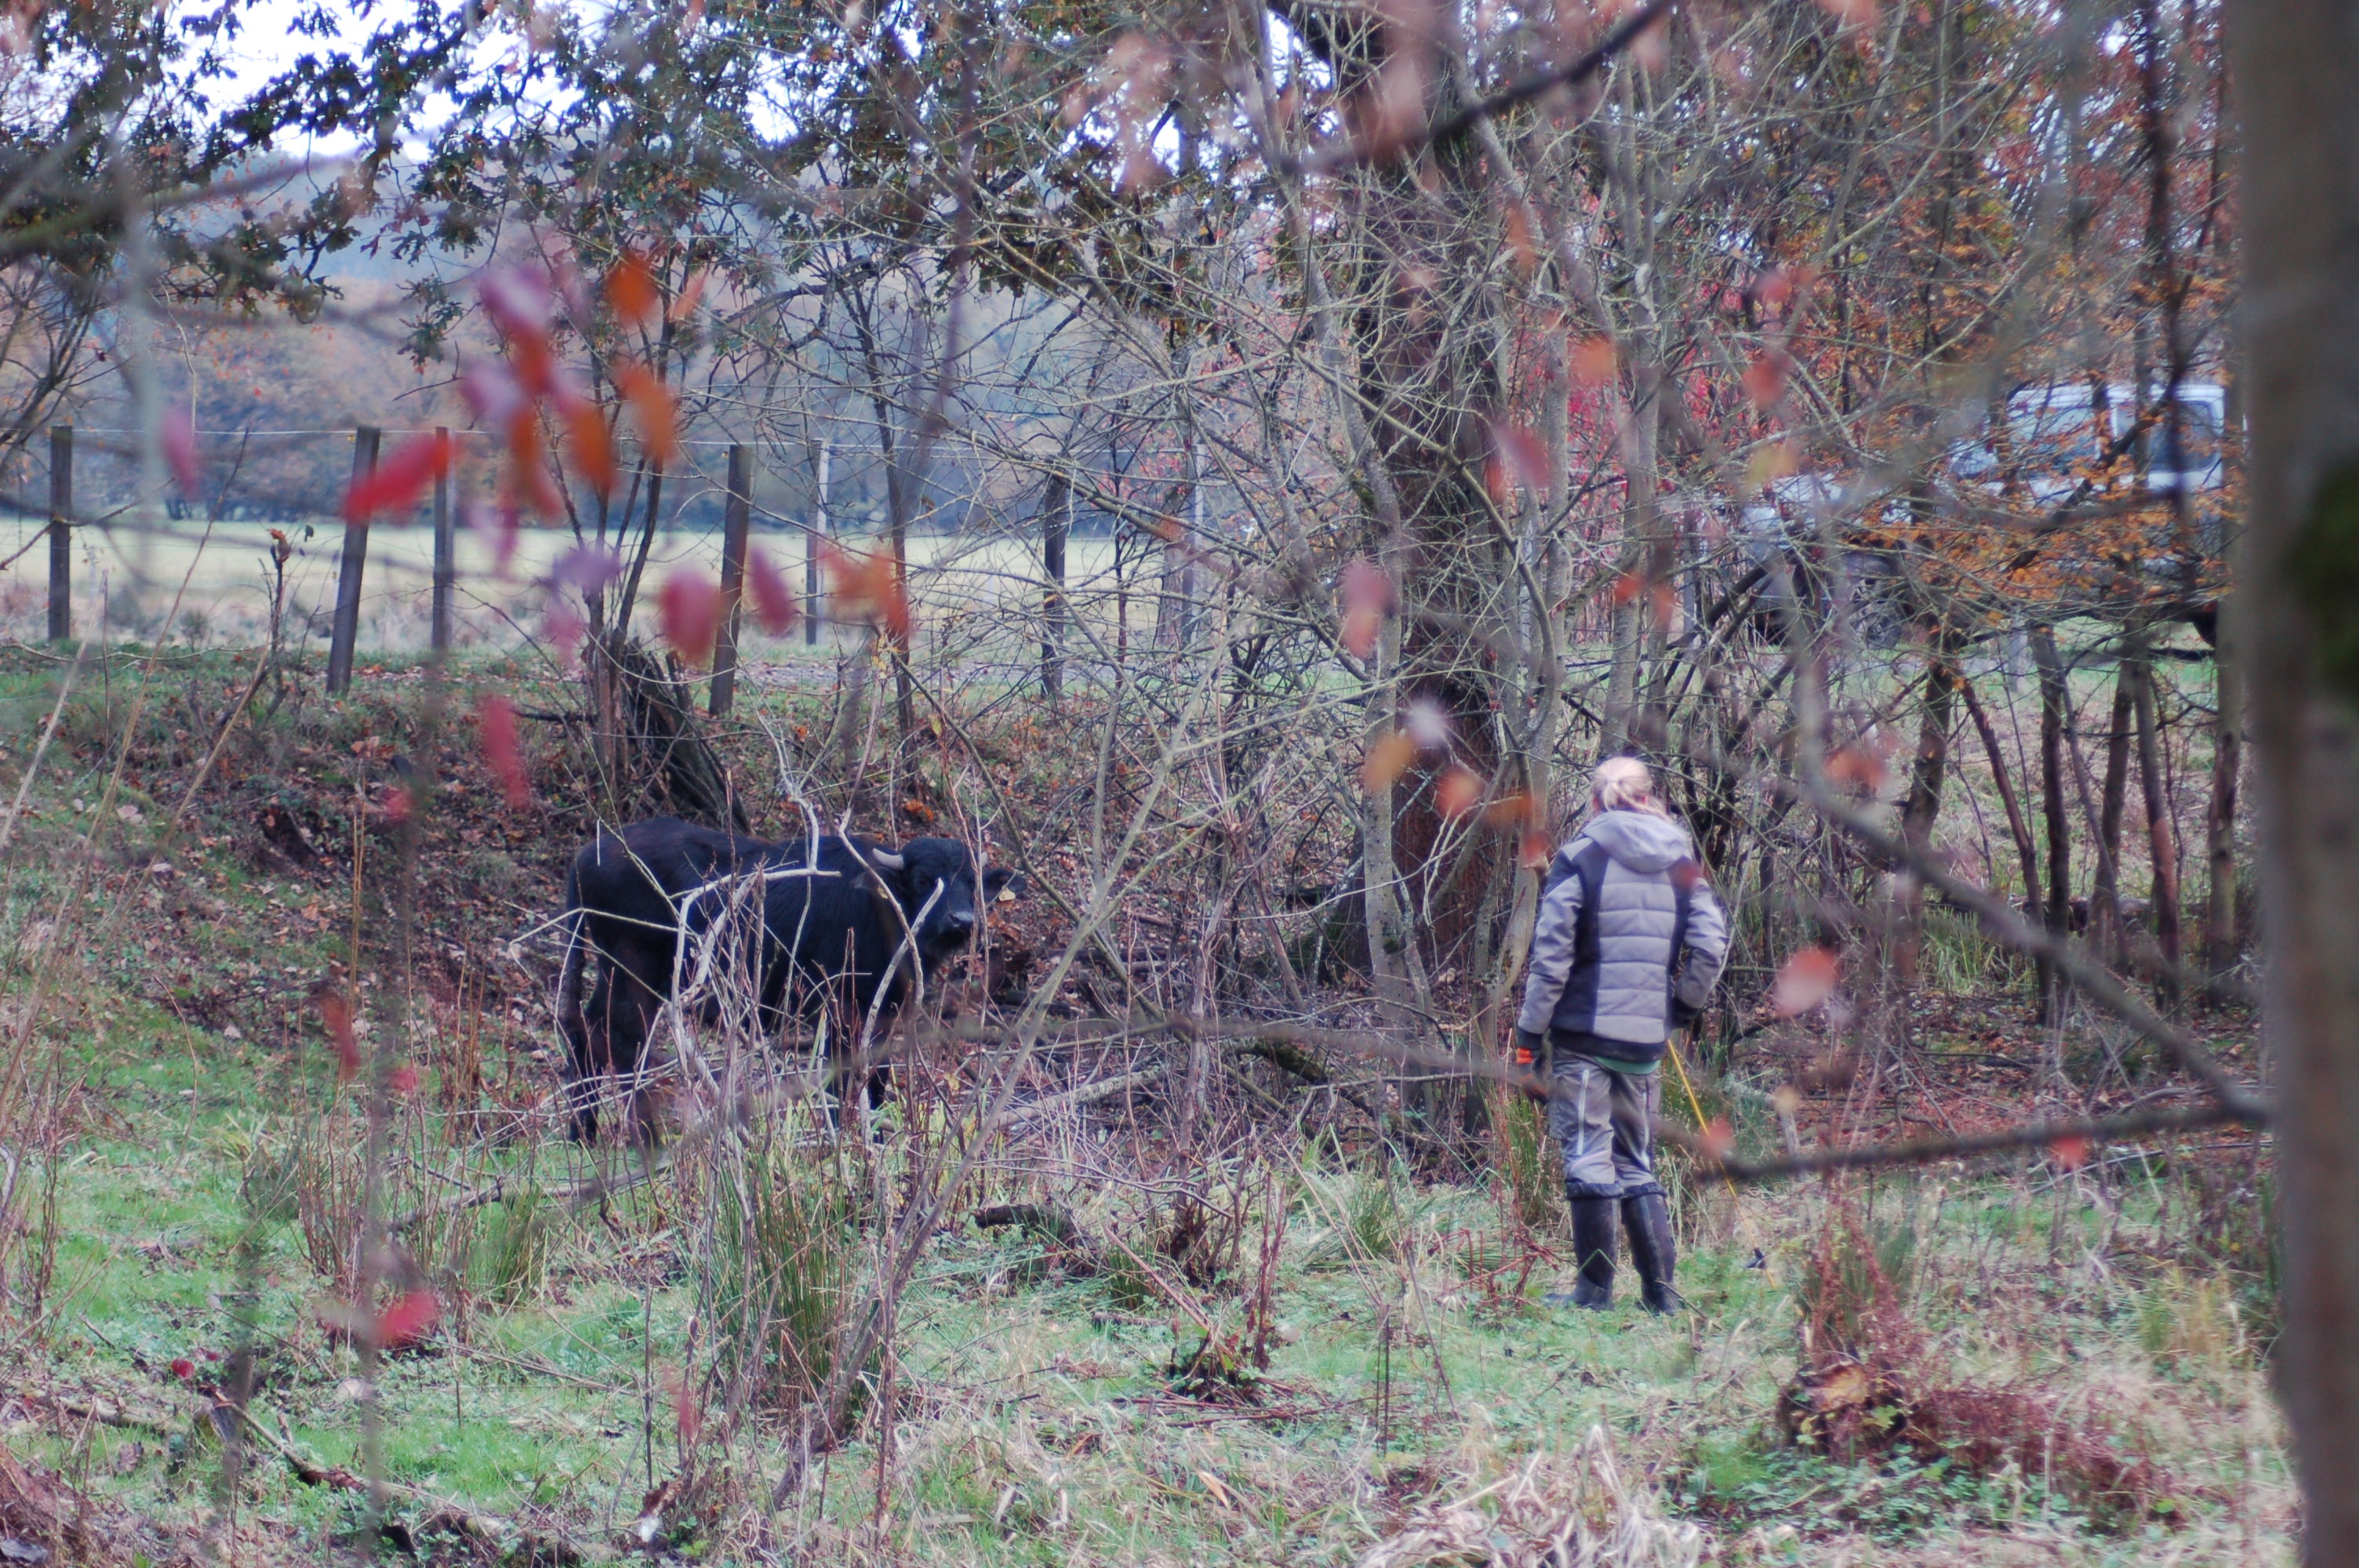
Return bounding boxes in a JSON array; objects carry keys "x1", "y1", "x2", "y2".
[
  {"x1": 659, "y1": 568, "x2": 723, "y2": 666},
  {"x1": 667, "y1": 1363, "x2": 700, "y2": 1448},
  {"x1": 389, "y1": 1063, "x2": 421, "y2": 1096},
  {"x1": 1488, "y1": 419, "x2": 1550, "y2": 495},
  {"x1": 1519, "y1": 830, "x2": 1554, "y2": 870},
  {"x1": 479, "y1": 695, "x2": 530, "y2": 810},
  {"x1": 1742, "y1": 351, "x2": 1790, "y2": 412},
  {"x1": 161, "y1": 408, "x2": 201, "y2": 495},
  {"x1": 343, "y1": 435, "x2": 450, "y2": 524},
  {"x1": 1770, "y1": 947, "x2": 1841, "y2": 1017},
  {"x1": 380, "y1": 784, "x2": 413, "y2": 826},
  {"x1": 1699, "y1": 1117, "x2": 1736, "y2": 1160},
  {"x1": 376, "y1": 1289, "x2": 440, "y2": 1349},
  {"x1": 1338, "y1": 560, "x2": 1394, "y2": 659},
  {"x1": 747, "y1": 546, "x2": 798, "y2": 637},
  {"x1": 667, "y1": 267, "x2": 709, "y2": 324},
  {"x1": 2049, "y1": 1134, "x2": 2091, "y2": 1172},
  {"x1": 605, "y1": 249, "x2": 660, "y2": 328},
  {"x1": 1435, "y1": 766, "x2": 1485, "y2": 819},
  {"x1": 1612, "y1": 571, "x2": 1645, "y2": 607},
  {"x1": 170, "y1": 1358, "x2": 195, "y2": 1381},
  {"x1": 318, "y1": 989, "x2": 359, "y2": 1083}
]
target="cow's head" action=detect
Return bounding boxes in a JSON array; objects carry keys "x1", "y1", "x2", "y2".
[{"x1": 861, "y1": 837, "x2": 1020, "y2": 960}]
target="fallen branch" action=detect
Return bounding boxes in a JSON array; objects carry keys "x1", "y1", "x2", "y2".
[
  {"x1": 1795, "y1": 777, "x2": 2268, "y2": 1123},
  {"x1": 1660, "y1": 1100, "x2": 2252, "y2": 1182},
  {"x1": 228, "y1": 1399, "x2": 616, "y2": 1563}
]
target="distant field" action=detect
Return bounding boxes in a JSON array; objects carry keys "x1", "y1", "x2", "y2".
[{"x1": 0, "y1": 514, "x2": 1130, "y2": 655}]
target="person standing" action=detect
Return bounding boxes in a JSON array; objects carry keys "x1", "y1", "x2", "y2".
[{"x1": 1515, "y1": 757, "x2": 1729, "y2": 1312}]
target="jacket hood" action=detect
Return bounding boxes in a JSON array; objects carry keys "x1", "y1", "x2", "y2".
[{"x1": 1574, "y1": 808, "x2": 1693, "y2": 873}]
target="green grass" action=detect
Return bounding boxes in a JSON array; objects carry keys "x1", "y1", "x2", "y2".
[{"x1": 0, "y1": 648, "x2": 2293, "y2": 1565}]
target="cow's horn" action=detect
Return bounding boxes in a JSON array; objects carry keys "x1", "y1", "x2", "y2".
[{"x1": 867, "y1": 847, "x2": 906, "y2": 871}]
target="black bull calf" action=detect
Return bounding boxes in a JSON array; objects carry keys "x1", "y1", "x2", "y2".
[{"x1": 553, "y1": 817, "x2": 1016, "y2": 1142}]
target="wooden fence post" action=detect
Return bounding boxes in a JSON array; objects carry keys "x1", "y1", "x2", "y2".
[
  {"x1": 806, "y1": 438, "x2": 827, "y2": 645},
  {"x1": 46, "y1": 426, "x2": 70, "y2": 644},
  {"x1": 1042, "y1": 470, "x2": 1068, "y2": 702},
  {"x1": 430, "y1": 427, "x2": 455, "y2": 659},
  {"x1": 709, "y1": 442, "x2": 752, "y2": 717},
  {"x1": 325, "y1": 426, "x2": 380, "y2": 695}
]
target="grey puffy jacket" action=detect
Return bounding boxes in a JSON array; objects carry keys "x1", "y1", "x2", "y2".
[{"x1": 1516, "y1": 808, "x2": 1729, "y2": 1062}]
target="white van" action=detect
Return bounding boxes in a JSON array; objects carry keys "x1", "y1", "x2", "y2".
[{"x1": 1948, "y1": 380, "x2": 2230, "y2": 501}]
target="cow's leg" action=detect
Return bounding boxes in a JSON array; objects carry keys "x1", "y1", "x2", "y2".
[
  {"x1": 572, "y1": 962, "x2": 620, "y2": 1145},
  {"x1": 612, "y1": 944, "x2": 673, "y2": 1149}
]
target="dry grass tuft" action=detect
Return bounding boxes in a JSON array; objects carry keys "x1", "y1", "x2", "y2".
[{"x1": 1357, "y1": 1428, "x2": 1704, "y2": 1568}]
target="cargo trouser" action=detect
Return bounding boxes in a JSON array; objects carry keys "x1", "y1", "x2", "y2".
[{"x1": 1547, "y1": 1051, "x2": 1663, "y2": 1200}]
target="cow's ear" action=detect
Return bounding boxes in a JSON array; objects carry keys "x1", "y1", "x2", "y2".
[{"x1": 984, "y1": 868, "x2": 1024, "y2": 903}]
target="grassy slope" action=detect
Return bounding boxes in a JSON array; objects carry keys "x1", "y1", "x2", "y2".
[{"x1": 0, "y1": 650, "x2": 2293, "y2": 1565}]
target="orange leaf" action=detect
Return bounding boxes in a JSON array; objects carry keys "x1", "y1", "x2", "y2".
[
  {"x1": 561, "y1": 397, "x2": 617, "y2": 499},
  {"x1": 376, "y1": 1289, "x2": 440, "y2": 1349},
  {"x1": 747, "y1": 546, "x2": 798, "y2": 636},
  {"x1": 343, "y1": 434, "x2": 450, "y2": 524},
  {"x1": 2049, "y1": 1134, "x2": 2091, "y2": 1171},
  {"x1": 1482, "y1": 791, "x2": 1536, "y2": 832},
  {"x1": 504, "y1": 413, "x2": 565, "y2": 518},
  {"x1": 1770, "y1": 946, "x2": 1841, "y2": 1017},
  {"x1": 605, "y1": 249, "x2": 660, "y2": 328},
  {"x1": 1648, "y1": 579, "x2": 1679, "y2": 630},
  {"x1": 614, "y1": 361, "x2": 680, "y2": 466},
  {"x1": 318, "y1": 989, "x2": 359, "y2": 1083},
  {"x1": 479, "y1": 695, "x2": 530, "y2": 810},
  {"x1": 660, "y1": 567, "x2": 724, "y2": 666},
  {"x1": 1519, "y1": 830, "x2": 1554, "y2": 870},
  {"x1": 1361, "y1": 730, "x2": 1415, "y2": 794},
  {"x1": 1612, "y1": 571, "x2": 1645, "y2": 607},
  {"x1": 1816, "y1": 0, "x2": 1877, "y2": 27},
  {"x1": 1435, "y1": 765, "x2": 1485, "y2": 819},
  {"x1": 667, "y1": 266, "x2": 710, "y2": 323},
  {"x1": 821, "y1": 542, "x2": 911, "y2": 641},
  {"x1": 1503, "y1": 203, "x2": 1537, "y2": 276},
  {"x1": 1339, "y1": 559, "x2": 1394, "y2": 659},
  {"x1": 1699, "y1": 1117, "x2": 1736, "y2": 1160},
  {"x1": 1569, "y1": 336, "x2": 1619, "y2": 386},
  {"x1": 1826, "y1": 746, "x2": 1888, "y2": 791}
]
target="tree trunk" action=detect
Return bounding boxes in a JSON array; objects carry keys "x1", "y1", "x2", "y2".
[
  {"x1": 1899, "y1": 635, "x2": 1965, "y2": 979},
  {"x1": 2096, "y1": 671, "x2": 2135, "y2": 959},
  {"x1": 2033, "y1": 627, "x2": 2071, "y2": 1022},
  {"x1": 2127, "y1": 634, "x2": 2186, "y2": 1010},
  {"x1": 2205, "y1": 602, "x2": 2244, "y2": 994},
  {"x1": 1958, "y1": 673, "x2": 2042, "y2": 933},
  {"x1": 2223, "y1": 0, "x2": 2359, "y2": 1552}
]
